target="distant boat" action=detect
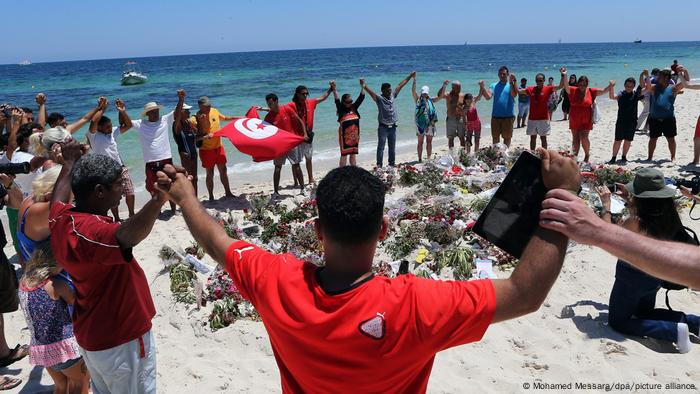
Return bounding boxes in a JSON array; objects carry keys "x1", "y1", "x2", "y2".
[
  {"x1": 18, "y1": 59, "x2": 31, "y2": 66},
  {"x1": 121, "y1": 61, "x2": 147, "y2": 85},
  {"x1": 558, "y1": 38, "x2": 562, "y2": 44},
  {"x1": 633, "y1": 39, "x2": 642, "y2": 44}
]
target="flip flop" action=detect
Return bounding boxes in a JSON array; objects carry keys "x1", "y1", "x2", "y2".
[
  {"x1": 0, "y1": 344, "x2": 29, "y2": 368},
  {"x1": 0, "y1": 376, "x2": 21, "y2": 391}
]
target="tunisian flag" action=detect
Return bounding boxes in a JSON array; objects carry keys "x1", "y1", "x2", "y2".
[{"x1": 214, "y1": 107, "x2": 304, "y2": 162}]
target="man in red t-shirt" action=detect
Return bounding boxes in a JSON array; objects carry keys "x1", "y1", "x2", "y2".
[
  {"x1": 259, "y1": 93, "x2": 307, "y2": 197},
  {"x1": 155, "y1": 148, "x2": 580, "y2": 392},
  {"x1": 515, "y1": 70, "x2": 566, "y2": 150},
  {"x1": 49, "y1": 142, "x2": 166, "y2": 393},
  {"x1": 288, "y1": 82, "x2": 333, "y2": 185}
]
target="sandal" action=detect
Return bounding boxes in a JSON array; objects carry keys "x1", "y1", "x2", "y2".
[
  {"x1": 0, "y1": 376, "x2": 21, "y2": 390},
  {"x1": 0, "y1": 344, "x2": 29, "y2": 368}
]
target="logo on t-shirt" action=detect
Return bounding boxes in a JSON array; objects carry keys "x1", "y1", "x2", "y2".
[{"x1": 358, "y1": 312, "x2": 386, "y2": 340}]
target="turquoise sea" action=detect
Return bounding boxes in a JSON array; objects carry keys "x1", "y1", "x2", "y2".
[{"x1": 2, "y1": 42, "x2": 700, "y2": 189}]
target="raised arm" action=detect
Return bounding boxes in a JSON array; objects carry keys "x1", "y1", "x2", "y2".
[
  {"x1": 642, "y1": 69, "x2": 654, "y2": 94},
  {"x1": 394, "y1": 71, "x2": 415, "y2": 98},
  {"x1": 608, "y1": 81, "x2": 618, "y2": 100},
  {"x1": 156, "y1": 165, "x2": 234, "y2": 264},
  {"x1": 50, "y1": 142, "x2": 89, "y2": 206},
  {"x1": 555, "y1": 67, "x2": 567, "y2": 91},
  {"x1": 173, "y1": 89, "x2": 186, "y2": 135},
  {"x1": 479, "y1": 80, "x2": 493, "y2": 100},
  {"x1": 508, "y1": 74, "x2": 518, "y2": 97},
  {"x1": 115, "y1": 187, "x2": 167, "y2": 249},
  {"x1": 88, "y1": 99, "x2": 108, "y2": 134},
  {"x1": 66, "y1": 97, "x2": 106, "y2": 134},
  {"x1": 491, "y1": 149, "x2": 579, "y2": 322},
  {"x1": 115, "y1": 99, "x2": 132, "y2": 133},
  {"x1": 433, "y1": 80, "x2": 449, "y2": 102},
  {"x1": 596, "y1": 81, "x2": 613, "y2": 97},
  {"x1": 411, "y1": 76, "x2": 418, "y2": 103},
  {"x1": 362, "y1": 80, "x2": 379, "y2": 102},
  {"x1": 316, "y1": 81, "x2": 334, "y2": 104},
  {"x1": 36, "y1": 93, "x2": 47, "y2": 127},
  {"x1": 6, "y1": 109, "x2": 23, "y2": 161},
  {"x1": 331, "y1": 83, "x2": 339, "y2": 101}
]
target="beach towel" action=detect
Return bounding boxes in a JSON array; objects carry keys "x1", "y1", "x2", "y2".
[{"x1": 415, "y1": 97, "x2": 437, "y2": 131}]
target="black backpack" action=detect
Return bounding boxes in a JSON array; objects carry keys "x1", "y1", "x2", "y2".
[{"x1": 660, "y1": 226, "x2": 698, "y2": 309}]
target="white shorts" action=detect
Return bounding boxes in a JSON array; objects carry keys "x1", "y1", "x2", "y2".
[
  {"x1": 273, "y1": 146, "x2": 303, "y2": 166},
  {"x1": 526, "y1": 120, "x2": 551, "y2": 136},
  {"x1": 518, "y1": 102, "x2": 530, "y2": 117},
  {"x1": 299, "y1": 142, "x2": 313, "y2": 160},
  {"x1": 79, "y1": 331, "x2": 157, "y2": 394}
]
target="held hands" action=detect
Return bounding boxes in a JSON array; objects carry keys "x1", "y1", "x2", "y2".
[
  {"x1": 609, "y1": 80, "x2": 615, "y2": 87},
  {"x1": 35, "y1": 93, "x2": 46, "y2": 106},
  {"x1": 154, "y1": 164, "x2": 195, "y2": 205},
  {"x1": 443, "y1": 80, "x2": 449, "y2": 85},
  {"x1": 359, "y1": 78, "x2": 365, "y2": 87},
  {"x1": 538, "y1": 148, "x2": 581, "y2": 192},
  {"x1": 177, "y1": 89, "x2": 186, "y2": 100},
  {"x1": 97, "y1": 96, "x2": 108, "y2": 110},
  {"x1": 410, "y1": 71, "x2": 417, "y2": 79},
  {"x1": 478, "y1": 80, "x2": 485, "y2": 88},
  {"x1": 509, "y1": 74, "x2": 517, "y2": 84},
  {"x1": 329, "y1": 81, "x2": 336, "y2": 91},
  {"x1": 115, "y1": 99, "x2": 126, "y2": 112},
  {"x1": 55, "y1": 140, "x2": 88, "y2": 164},
  {"x1": 560, "y1": 67, "x2": 567, "y2": 75}
]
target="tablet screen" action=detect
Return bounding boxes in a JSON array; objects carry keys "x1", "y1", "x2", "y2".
[{"x1": 473, "y1": 151, "x2": 545, "y2": 258}]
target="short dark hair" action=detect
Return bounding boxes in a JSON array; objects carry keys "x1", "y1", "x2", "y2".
[
  {"x1": 20, "y1": 107, "x2": 32, "y2": 114},
  {"x1": 651, "y1": 68, "x2": 660, "y2": 76},
  {"x1": 265, "y1": 93, "x2": 278, "y2": 102},
  {"x1": 70, "y1": 154, "x2": 122, "y2": 203},
  {"x1": 316, "y1": 166, "x2": 386, "y2": 244},
  {"x1": 47, "y1": 112, "x2": 64, "y2": 127},
  {"x1": 498, "y1": 66, "x2": 509, "y2": 74},
  {"x1": 578, "y1": 75, "x2": 590, "y2": 85},
  {"x1": 658, "y1": 69, "x2": 672, "y2": 80},
  {"x1": 624, "y1": 77, "x2": 636, "y2": 86},
  {"x1": 464, "y1": 93, "x2": 474, "y2": 100},
  {"x1": 381, "y1": 83, "x2": 391, "y2": 91},
  {"x1": 17, "y1": 123, "x2": 40, "y2": 146},
  {"x1": 97, "y1": 116, "x2": 111, "y2": 129},
  {"x1": 520, "y1": 78, "x2": 527, "y2": 83}
]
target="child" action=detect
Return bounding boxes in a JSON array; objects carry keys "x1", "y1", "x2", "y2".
[
  {"x1": 609, "y1": 77, "x2": 644, "y2": 164},
  {"x1": 19, "y1": 244, "x2": 90, "y2": 393},
  {"x1": 462, "y1": 93, "x2": 482, "y2": 154}
]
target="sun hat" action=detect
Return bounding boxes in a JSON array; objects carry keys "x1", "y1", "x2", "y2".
[
  {"x1": 624, "y1": 167, "x2": 676, "y2": 199},
  {"x1": 420, "y1": 86, "x2": 430, "y2": 95},
  {"x1": 141, "y1": 102, "x2": 164, "y2": 117},
  {"x1": 198, "y1": 96, "x2": 211, "y2": 107},
  {"x1": 182, "y1": 103, "x2": 192, "y2": 110}
]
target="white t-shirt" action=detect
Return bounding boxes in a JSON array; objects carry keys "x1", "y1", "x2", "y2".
[
  {"x1": 130, "y1": 111, "x2": 174, "y2": 163},
  {"x1": 10, "y1": 150, "x2": 38, "y2": 198},
  {"x1": 87, "y1": 127, "x2": 123, "y2": 166}
]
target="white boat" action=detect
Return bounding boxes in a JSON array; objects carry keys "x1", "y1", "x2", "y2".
[
  {"x1": 18, "y1": 59, "x2": 31, "y2": 66},
  {"x1": 121, "y1": 61, "x2": 147, "y2": 85}
]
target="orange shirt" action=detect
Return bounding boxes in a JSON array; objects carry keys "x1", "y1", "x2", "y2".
[
  {"x1": 196, "y1": 107, "x2": 226, "y2": 150},
  {"x1": 225, "y1": 241, "x2": 496, "y2": 393}
]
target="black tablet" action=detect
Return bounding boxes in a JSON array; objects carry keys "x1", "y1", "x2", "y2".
[{"x1": 473, "y1": 151, "x2": 545, "y2": 258}]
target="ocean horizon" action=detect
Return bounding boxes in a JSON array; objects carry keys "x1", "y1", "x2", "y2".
[{"x1": 3, "y1": 41, "x2": 700, "y2": 191}]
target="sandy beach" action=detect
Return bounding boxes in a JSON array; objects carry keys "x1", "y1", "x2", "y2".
[{"x1": 3, "y1": 90, "x2": 700, "y2": 393}]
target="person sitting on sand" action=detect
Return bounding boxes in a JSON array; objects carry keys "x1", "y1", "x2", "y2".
[
  {"x1": 194, "y1": 96, "x2": 236, "y2": 201},
  {"x1": 259, "y1": 93, "x2": 307, "y2": 196},
  {"x1": 411, "y1": 76, "x2": 447, "y2": 162},
  {"x1": 607, "y1": 75, "x2": 645, "y2": 164},
  {"x1": 479, "y1": 66, "x2": 518, "y2": 147},
  {"x1": 333, "y1": 79, "x2": 365, "y2": 167},
  {"x1": 644, "y1": 69, "x2": 684, "y2": 162},
  {"x1": 596, "y1": 168, "x2": 699, "y2": 353},
  {"x1": 88, "y1": 98, "x2": 135, "y2": 221},
  {"x1": 515, "y1": 69, "x2": 566, "y2": 150},
  {"x1": 364, "y1": 71, "x2": 414, "y2": 167},
  {"x1": 173, "y1": 89, "x2": 199, "y2": 196},
  {"x1": 153, "y1": 148, "x2": 580, "y2": 393},
  {"x1": 18, "y1": 166, "x2": 90, "y2": 393},
  {"x1": 49, "y1": 143, "x2": 167, "y2": 394},
  {"x1": 562, "y1": 73, "x2": 613, "y2": 162}
]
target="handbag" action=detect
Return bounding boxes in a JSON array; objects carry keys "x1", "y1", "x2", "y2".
[{"x1": 590, "y1": 88, "x2": 600, "y2": 124}]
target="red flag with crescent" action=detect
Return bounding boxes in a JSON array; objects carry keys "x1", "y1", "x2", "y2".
[{"x1": 214, "y1": 106, "x2": 305, "y2": 162}]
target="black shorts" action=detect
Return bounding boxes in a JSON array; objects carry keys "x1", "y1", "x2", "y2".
[
  {"x1": 615, "y1": 122, "x2": 636, "y2": 141},
  {"x1": 649, "y1": 117, "x2": 677, "y2": 139},
  {"x1": 0, "y1": 251, "x2": 19, "y2": 313}
]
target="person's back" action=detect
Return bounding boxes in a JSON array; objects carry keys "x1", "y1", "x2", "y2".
[{"x1": 225, "y1": 242, "x2": 494, "y2": 393}]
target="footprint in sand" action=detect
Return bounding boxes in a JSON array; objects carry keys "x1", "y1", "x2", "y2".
[
  {"x1": 523, "y1": 361, "x2": 549, "y2": 371},
  {"x1": 600, "y1": 340, "x2": 628, "y2": 355}
]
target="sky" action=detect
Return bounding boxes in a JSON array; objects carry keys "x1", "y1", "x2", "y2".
[{"x1": 5, "y1": 0, "x2": 700, "y2": 64}]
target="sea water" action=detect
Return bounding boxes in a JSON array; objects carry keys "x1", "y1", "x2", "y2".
[{"x1": 2, "y1": 42, "x2": 699, "y2": 189}]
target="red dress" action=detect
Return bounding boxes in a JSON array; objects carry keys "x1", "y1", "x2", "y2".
[{"x1": 568, "y1": 87, "x2": 598, "y2": 131}]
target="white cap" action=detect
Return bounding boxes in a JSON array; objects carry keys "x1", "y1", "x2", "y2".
[
  {"x1": 182, "y1": 103, "x2": 192, "y2": 110},
  {"x1": 420, "y1": 86, "x2": 430, "y2": 95}
]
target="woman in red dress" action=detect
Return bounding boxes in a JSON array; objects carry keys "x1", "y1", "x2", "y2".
[
  {"x1": 333, "y1": 79, "x2": 365, "y2": 167},
  {"x1": 563, "y1": 72, "x2": 612, "y2": 162}
]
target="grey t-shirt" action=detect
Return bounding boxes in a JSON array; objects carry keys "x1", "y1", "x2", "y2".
[{"x1": 376, "y1": 94, "x2": 398, "y2": 126}]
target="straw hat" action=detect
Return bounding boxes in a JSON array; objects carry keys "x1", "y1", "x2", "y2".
[{"x1": 141, "y1": 102, "x2": 164, "y2": 117}]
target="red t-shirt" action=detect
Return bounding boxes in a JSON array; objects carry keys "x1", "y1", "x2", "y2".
[
  {"x1": 288, "y1": 98, "x2": 318, "y2": 135},
  {"x1": 569, "y1": 86, "x2": 598, "y2": 108},
  {"x1": 525, "y1": 85, "x2": 555, "y2": 120},
  {"x1": 264, "y1": 104, "x2": 297, "y2": 135},
  {"x1": 225, "y1": 241, "x2": 496, "y2": 393},
  {"x1": 49, "y1": 201, "x2": 156, "y2": 351}
]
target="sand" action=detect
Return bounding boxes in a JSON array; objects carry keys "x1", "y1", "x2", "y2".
[{"x1": 3, "y1": 90, "x2": 700, "y2": 393}]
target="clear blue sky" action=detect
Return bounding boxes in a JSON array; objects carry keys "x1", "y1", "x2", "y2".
[{"x1": 6, "y1": 0, "x2": 700, "y2": 64}]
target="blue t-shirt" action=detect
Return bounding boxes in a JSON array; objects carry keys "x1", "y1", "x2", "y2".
[
  {"x1": 650, "y1": 85, "x2": 675, "y2": 119},
  {"x1": 490, "y1": 82, "x2": 515, "y2": 117}
]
